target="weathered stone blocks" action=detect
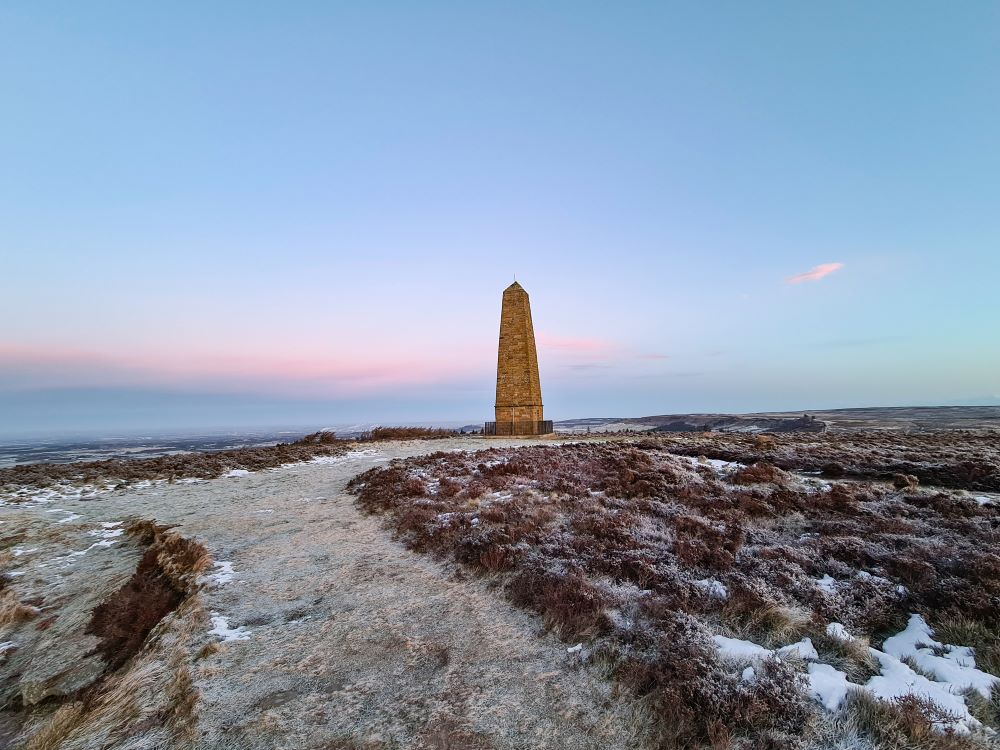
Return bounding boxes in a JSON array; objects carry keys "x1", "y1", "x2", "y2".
[{"x1": 489, "y1": 282, "x2": 550, "y2": 436}]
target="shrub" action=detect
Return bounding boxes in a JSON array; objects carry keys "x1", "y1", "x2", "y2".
[
  {"x1": 732, "y1": 462, "x2": 788, "y2": 486},
  {"x1": 359, "y1": 426, "x2": 457, "y2": 441}
]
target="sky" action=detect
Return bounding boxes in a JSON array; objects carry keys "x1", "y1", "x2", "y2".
[{"x1": 1, "y1": 1, "x2": 999, "y2": 436}]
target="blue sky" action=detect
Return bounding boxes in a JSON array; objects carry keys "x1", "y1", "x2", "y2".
[{"x1": 1, "y1": 2, "x2": 998, "y2": 434}]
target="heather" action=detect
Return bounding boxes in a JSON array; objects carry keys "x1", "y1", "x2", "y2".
[
  {"x1": 0, "y1": 431, "x2": 347, "y2": 492},
  {"x1": 349, "y1": 438, "x2": 1000, "y2": 748},
  {"x1": 653, "y1": 430, "x2": 1000, "y2": 492}
]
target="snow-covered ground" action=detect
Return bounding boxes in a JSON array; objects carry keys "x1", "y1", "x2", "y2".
[{"x1": 713, "y1": 616, "x2": 999, "y2": 735}]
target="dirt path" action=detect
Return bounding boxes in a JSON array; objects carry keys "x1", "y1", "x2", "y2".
[{"x1": 3, "y1": 438, "x2": 646, "y2": 749}]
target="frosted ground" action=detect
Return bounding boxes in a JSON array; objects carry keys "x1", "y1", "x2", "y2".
[
  {"x1": 0, "y1": 438, "x2": 651, "y2": 749},
  {"x1": 1, "y1": 432, "x2": 998, "y2": 749}
]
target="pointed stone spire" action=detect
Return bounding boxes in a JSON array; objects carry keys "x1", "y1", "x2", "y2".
[{"x1": 490, "y1": 282, "x2": 550, "y2": 435}]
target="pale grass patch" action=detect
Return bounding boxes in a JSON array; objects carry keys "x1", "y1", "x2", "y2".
[
  {"x1": 0, "y1": 589, "x2": 38, "y2": 627},
  {"x1": 722, "y1": 601, "x2": 812, "y2": 648}
]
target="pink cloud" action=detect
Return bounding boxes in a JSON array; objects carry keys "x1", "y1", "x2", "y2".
[
  {"x1": 786, "y1": 262, "x2": 844, "y2": 284},
  {"x1": 0, "y1": 343, "x2": 487, "y2": 395}
]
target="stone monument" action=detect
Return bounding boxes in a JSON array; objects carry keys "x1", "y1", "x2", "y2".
[{"x1": 486, "y1": 282, "x2": 553, "y2": 436}]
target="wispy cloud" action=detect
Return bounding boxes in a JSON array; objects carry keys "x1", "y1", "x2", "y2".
[
  {"x1": 536, "y1": 332, "x2": 612, "y2": 353},
  {"x1": 638, "y1": 353, "x2": 670, "y2": 360},
  {"x1": 786, "y1": 262, "x2": 844, "y2": 284},
  {"x1": 564, "y1": 363, "x2": 613, "y2": 370}
]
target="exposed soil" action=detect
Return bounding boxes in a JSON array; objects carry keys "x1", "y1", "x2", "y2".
[{"x1": 86, "y1": 523, "x2": 208, "y2": 672}]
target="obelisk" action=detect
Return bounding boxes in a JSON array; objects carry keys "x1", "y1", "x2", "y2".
[{"x1": 490, "y1": 282, "x2": 551, "y2": 436}]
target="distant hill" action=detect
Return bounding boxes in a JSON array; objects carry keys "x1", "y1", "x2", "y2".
[{"x1": 555, "y1": 405, "x2": 1000, "y2": 433}]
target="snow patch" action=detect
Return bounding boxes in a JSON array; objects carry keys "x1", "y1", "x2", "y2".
[
  {"x1": 713, "y1": 635, "x2": 772, "y2": 662},
  {"x1": 866, "y1": 648, "x2": 980, "y2": 734},
  {"x1": 777, "y1": 638, "x2": 819, "y2": 661},
  {"x1": 808, "y1": 663, "x2": 855, "y2": 712},
  {"x1": 881, "y1": 614, "x2": 999, "y2": 699},
  {"x1": 826, "y1": 622, "x2": 854, "y2": 642},
  {"x1": 201, "y1": 561, "x2": 236, "y2": 587},
  {"x1": 224, "y1": 469, "x2": 251, "y2": 478},
  {"x1": 685, "y1": 456, "x2": 743, "y2": 474},
  {"x1": 715, "y1": 616, "x2": 992, "y2": 734},
  {"x1": 208, "y1": 614, "x2": 250, "y2": 642}
]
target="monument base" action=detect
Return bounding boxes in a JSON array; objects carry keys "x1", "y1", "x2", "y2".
[{"x1": 484, "y1": 420, "x2": 554, "y2": 436}]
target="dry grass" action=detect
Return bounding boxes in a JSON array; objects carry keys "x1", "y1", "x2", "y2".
[
  {"x1": 964, "y1": 685, "x2": 1000, "y2": 731},
  {"x1": 721, "y1": 600, "x2": 812, "y2": 649},
  {"x1": 166, "y1": 661, "x2": 198, "y2": 741},
  {"x1": 932, "y1": 613, "x2": 1000, "y2": 679},
  {"x1": 21, "y1": 660, "x2": 168, "y2": 750},
  {"x1": 845, "y1": 691, "x2": 982, "y2": 750},
  {"x1": 22, "y1": 702, "x2": 85, "y2": 750},
  {"x1": 809, "y1": 629, "x2": 881, "y2": 683},
  {"x1": 0, "y1": 589, "x2": 38, "y2": 627}
]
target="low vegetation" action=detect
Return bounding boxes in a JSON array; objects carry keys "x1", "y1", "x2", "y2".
[
  {"x1": 349, "y1": 438, "x2": 1000, "y2": 748},
  {"x1": 653, "y1": 430, "x2": 1000, "y2": 491},
  {"x1": 0, "y1": 433, "x2": 349, "y2": 493},
  {"x1": 0, "y1": 427, "x2": 464, "y2": 497},
  {"x1": 358, "y1": 426, "x2": 460, "y2": 441}
]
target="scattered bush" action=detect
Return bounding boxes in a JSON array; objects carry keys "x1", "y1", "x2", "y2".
[
  {"x1": 358, "y1": 426, "x2": 458, "y2": 441},
  {"x1": 293, "y1": 430, "x2": 338, "y2": 445},
  {"x1": 732, "y1": 462, "x2": 788, "y2": 486}
]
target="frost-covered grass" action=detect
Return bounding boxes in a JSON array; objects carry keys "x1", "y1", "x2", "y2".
[
  {"x1": 655, "y1": 429, "x2": 1000, "y2": 492},
  {"x1": 349, "y1": 438, "x2": 1000, "y2": 748}
]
